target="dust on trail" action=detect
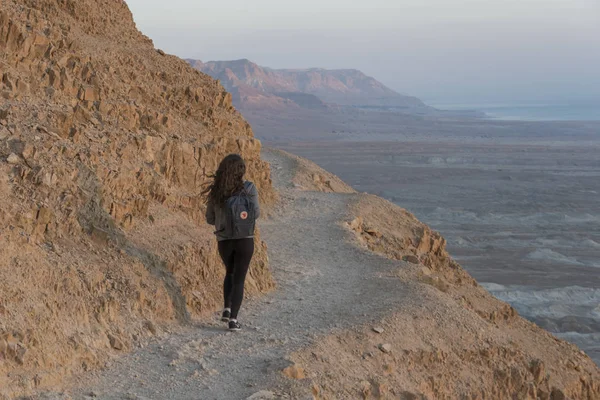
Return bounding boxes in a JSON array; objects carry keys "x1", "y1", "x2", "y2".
[{"x1": 69, "y1": 149, "x2": 412, "y2": 400}]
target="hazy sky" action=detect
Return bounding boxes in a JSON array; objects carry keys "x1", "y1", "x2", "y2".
[{"x1": 127, "y1": 0, "x2": 600, "y2": 105}]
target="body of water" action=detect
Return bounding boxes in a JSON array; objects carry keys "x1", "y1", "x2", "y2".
[{"x1": 432, "y1": 103, "x2": 600, "y2": 122}]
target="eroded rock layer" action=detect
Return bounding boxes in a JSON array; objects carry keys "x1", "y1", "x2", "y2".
[{"x1": 0, "y1": 0, "x2": 274, "y2": 396}]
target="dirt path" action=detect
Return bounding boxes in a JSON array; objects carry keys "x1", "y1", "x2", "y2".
[{"x1": 69, "y1": 149, "x2": 411, "y2": 400}]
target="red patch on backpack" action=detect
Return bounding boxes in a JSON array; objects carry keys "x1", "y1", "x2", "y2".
[{"x1": 240, "y1": 211, "x2": 248, "y2": 220}]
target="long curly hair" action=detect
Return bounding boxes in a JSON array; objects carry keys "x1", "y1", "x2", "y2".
[{"x1": 203, "y1": 154, "x2": 246, "y2": 205}]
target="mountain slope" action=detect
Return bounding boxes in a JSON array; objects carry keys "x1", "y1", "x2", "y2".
[
  {"x1": 0, "y1": 1, "x2": 274, "y2": 397},
  {"x1": 187, "y1": 59, "x2": 428, "y2": 109}
]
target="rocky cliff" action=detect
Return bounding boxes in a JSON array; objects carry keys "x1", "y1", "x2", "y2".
[
  {"x1": 187, "y1": 59, "x2": 428, "y2": 110},
  {"x1": 0, "y1": 0, "x2": 275, "y2": 397}
]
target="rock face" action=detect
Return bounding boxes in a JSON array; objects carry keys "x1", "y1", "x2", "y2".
[
  {"x1": 0, "y1": 0, "x2": 274, "y2": 397},
  {"x1": 346, "y1": 194, "x2": 519, "y2": 323},
  {"x1": 187, "y1": 59, "x2": 428, "y2": 110}
]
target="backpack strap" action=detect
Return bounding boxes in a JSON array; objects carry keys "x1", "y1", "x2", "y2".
[{"x1": 241, "y1": 181, "x2": 253, "y2": 196}]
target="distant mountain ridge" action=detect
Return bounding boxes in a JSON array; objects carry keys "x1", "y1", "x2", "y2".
[{"x1": 187, "y1": 58, "x2": 428, "y2": 110}]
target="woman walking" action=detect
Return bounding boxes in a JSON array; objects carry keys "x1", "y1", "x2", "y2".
[{"x1": 204, "y1": 154, "x2": 260, "y2": 331}]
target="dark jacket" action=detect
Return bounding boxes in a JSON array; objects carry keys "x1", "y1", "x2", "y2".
[{"x1": 205, "y1": 181, "x2": 260, "y2": 241}]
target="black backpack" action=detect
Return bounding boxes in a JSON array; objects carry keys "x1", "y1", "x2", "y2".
[{"x1": 222, "y1": 183, "x2": 257, "y2": 239}]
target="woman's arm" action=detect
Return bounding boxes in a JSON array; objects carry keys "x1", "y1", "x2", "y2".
[
  {"x1": 250, "y1": 183, "x2": 260, "y2": 219},
  {"x1": 205, "y1": 200, "x2": 216, "y2": 225}
]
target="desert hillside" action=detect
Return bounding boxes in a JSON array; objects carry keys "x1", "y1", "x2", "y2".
[
  {"x1": 187, "y1": 59, "x2": 428, "y2": 110},
  {"x1": 63, "y1": 149, "x2": 599, "y2": 399},
  {"x1": 0, "y1": 0, "x2": 275, "y2": 397}
]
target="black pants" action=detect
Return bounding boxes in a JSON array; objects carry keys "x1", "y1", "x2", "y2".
[{"x1": 218, "y1": 238, "x2": 254, "y2": 320}]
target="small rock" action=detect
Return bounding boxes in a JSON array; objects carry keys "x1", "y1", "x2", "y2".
[
  {"x1": 360, "y1": 381, "x2": 372, "y2": 397},
  {"x1": 50, "y1": 242, "x2": 61, "y2": 254},
  {"x1": 403, "y1": 255, "x2": 420, "y2": 264},
  {"x1": 364, "y1": 228, "x2": 382, "y2": 238},
  {"x1": 401, "y1": 391, "x2": 420, "y2": 400},
  {"x1": 144, "y1": 321, "x2": 156, "y2": 335},
  {"x1": 246, "y1": 391, "x2": 275, "y2": 400},
  {"x1": 7, "y1": 153, "x2": 20, "y2": 164},
  {"x1": 372, "y1": 327, "x2": 384, "y2": 334},
  {"x1": 157, "y1": 49, "x2": 166, "y2": 56},
  {"x1": 550, "y1": 388, "x2": 566, "y2": 400},
  {"x1": 378, "y1": 343, "x2": 392, "y2": 354},
  {"x1": 530, "y1": 359, "x2": 546, "y2": 384},
  {"x1": 36, "y1": 125, "x2": 61, "y2": 139},
  {"x1": 348, "y1": 216, "x2": 363, "y2": 231},
  {"x1": 108, "y1": 334, "x2": 124, "y2": 350},
  {"x1": 362, "y1": 351, "x2": 375, "y2": 359},
  {"x1": 282, "y1": 365, "x2": 306, "y2": 380},
  {"x1": 312, "y1": 384, "x2": 322, "y2": 397}
]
